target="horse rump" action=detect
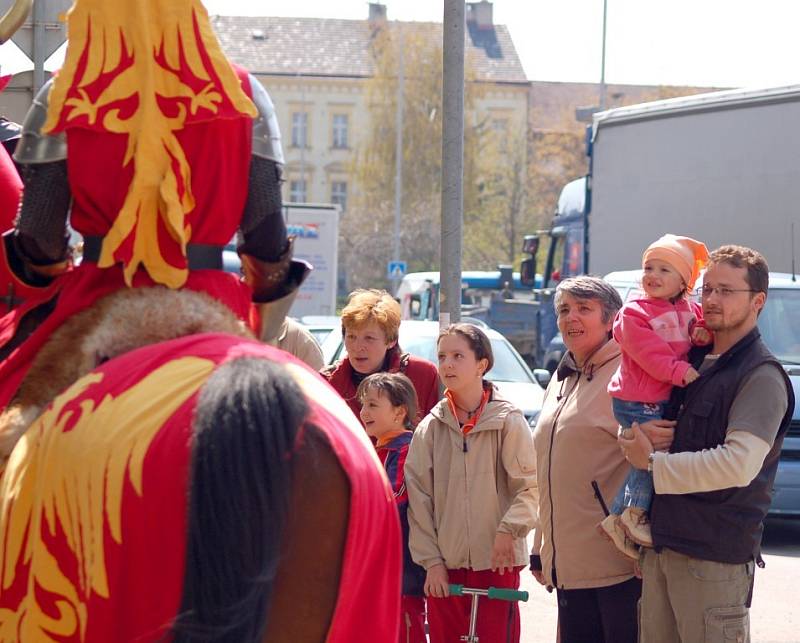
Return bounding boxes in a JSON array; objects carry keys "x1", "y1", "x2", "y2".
[{"x1": 171, "y1": 357, "x2": 349, "y2": 643}]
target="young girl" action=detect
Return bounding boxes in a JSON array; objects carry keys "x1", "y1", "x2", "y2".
[
  {"x1": 357, "y1": 372, "x2": 427, "y2": 643},
  {"x1": 404, "y1": 323, "x2": 537, "y2": 643},
  {"x1": 601, "y1": 233, "x2": 710, "y2": 555}
]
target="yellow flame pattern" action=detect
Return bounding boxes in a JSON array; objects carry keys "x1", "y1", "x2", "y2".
[
  {"x1": 43, "y1": 0, "x2": 257, "y2": 288},
  {"x1": 0, "y1": 356, "x2": 215, "y2": 641}
]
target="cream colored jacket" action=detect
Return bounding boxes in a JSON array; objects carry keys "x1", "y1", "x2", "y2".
[
  {"x1": 268, "y1": 318, "x2": 324, "y2": 370},
  {"x1": 532, "y1": 339, "x2": 636, "y2": 589},
  {"x1": 405, "y1": 390, "x2": 538, "y2": 572}
]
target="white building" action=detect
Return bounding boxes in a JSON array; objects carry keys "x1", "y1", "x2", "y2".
[{"x1": 212, "y1": 2, "x2": 530, "y2": 212}]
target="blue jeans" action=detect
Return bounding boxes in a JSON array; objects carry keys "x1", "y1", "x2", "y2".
[{"x1": 610, "y1": 398, "x2": 666, "y2": 515}]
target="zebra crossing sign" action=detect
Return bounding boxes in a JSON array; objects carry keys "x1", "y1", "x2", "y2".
[{"x1": 387, "y1": 261, "x2": 407, "y2": 280}]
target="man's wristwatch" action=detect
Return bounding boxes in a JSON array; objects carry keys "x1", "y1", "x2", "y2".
[{"x1": 647, "y1": 451, "x2": 656, "y2": 473}]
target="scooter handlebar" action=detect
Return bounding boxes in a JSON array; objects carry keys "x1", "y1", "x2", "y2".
[{"x1": 447, "y1": 584, "x2": 529, "y2": 602}]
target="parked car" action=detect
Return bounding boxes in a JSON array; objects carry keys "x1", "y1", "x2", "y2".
[
  {"x1": 300, "y1": 315, "x2": 341, "y2": 347},
  {"x1": 604, "y1": 269, "x2": 800, "y2": 516},
  {"x1": 324, "y1": 320, "x2": 546, "y2": 426}
]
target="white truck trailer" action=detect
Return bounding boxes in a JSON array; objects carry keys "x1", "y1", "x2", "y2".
[{"x1": 532, "y1": 85, "x2": 800, "y2": 285}]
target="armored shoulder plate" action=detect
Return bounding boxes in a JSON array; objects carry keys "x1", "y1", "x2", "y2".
[
  {"x1": 249, "y1": 74, "x2": 284, "y2": 165},
  {"x1": 13, "y1": 80, "x2": 67, "y2": 164}
]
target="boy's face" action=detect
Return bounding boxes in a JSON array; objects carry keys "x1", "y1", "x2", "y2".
[
  {"x1": 642, "y1": 258, "x2": 685, "y2": 300},
  {"x1": 360, "y1": 389, "x2": 404, "y2": 438}
]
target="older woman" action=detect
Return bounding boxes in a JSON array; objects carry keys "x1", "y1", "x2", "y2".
[
  {"x1": 530, "y1": 276, "x2": 673, "y2": 643},
  {"x1": 322, "y1": 289, "x2": 440, "y2": 424}
]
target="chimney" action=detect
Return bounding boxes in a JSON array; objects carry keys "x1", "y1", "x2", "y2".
[
  {"x1": 368, "y1": 3, "x2": 387, "y2": 26},
  {"x1": 466, "y1": 1, "x2": 493, "y2": 30}
]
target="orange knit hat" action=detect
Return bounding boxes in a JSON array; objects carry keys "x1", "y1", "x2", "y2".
[{"x1": 642, "y1": 234, "x2": 709, "y2": 290}]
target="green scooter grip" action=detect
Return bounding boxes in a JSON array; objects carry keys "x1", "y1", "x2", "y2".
[
  {"x1": 448, "y1": 583, "x2": 465, "y2": 596},
  {"x1": 487, "y1": 587, "x2": 529, "y2": 602}
]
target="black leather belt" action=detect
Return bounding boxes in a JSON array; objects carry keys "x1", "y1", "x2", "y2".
[{"x1": 81, "y1": 235, "x2": 224, "y2": 271}]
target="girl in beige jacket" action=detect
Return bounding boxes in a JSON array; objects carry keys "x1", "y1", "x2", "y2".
[{"x1": 405, "y1": 323, "x2": 537, "y2": 643}]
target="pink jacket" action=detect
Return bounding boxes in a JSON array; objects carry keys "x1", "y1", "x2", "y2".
[{"x1": 607, "y1": 297, "x2": 703, "y2": 403}]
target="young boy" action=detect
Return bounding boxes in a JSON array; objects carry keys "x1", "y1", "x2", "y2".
[{"x1": 358, "y1": 372, "x2": 427, "y2": 643}]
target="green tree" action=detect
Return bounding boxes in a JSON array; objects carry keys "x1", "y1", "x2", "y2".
[
  {"x1": 344, "y1": 25, "x2": 489, "y2": 290},
  {"x1": 464, "y1": 129, "x2": 532, "y2": 269}
]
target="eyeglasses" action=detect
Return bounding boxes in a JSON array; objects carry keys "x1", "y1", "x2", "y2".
[{"x1": 695, "y1": 285, "x2": 757, "y2": 298}]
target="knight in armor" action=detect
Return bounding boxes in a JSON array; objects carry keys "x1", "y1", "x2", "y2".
[
  {"x1": 0, "y1": 0, "x2": 307, "y2": 412},
  {"x1": 0, "y1": 74, "x2": 50, "y2": 315}
]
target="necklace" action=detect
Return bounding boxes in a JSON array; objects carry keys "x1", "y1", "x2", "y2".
[{"x1": 454, "y1": 400, "x2": 482, "y2": 417}]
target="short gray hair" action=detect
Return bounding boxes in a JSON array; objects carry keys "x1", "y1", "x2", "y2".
[{"x1": 554, "y1": 276, "x2": 623, "y2": 323}]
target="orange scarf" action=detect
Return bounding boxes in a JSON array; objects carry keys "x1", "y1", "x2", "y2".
[{"x1": 375, "y1": 428, "x2": 411, "y2": 448}]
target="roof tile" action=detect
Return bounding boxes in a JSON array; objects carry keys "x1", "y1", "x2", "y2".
[{"x1": 211, "y1": 15, "x2": 528, "y2": 84}]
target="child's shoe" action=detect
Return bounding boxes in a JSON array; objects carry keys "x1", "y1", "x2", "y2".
[
  {"x1": 597, "y1": 514, "x2": 640, "y2": 560},
  {"x1": 619, "y1": 507, "x2": 653, "y2": 547}
]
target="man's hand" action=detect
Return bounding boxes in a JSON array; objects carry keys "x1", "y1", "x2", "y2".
[
  {"x1": 638, "y1": 418, "x2": 676, "y2": 451},
  {"x1": 491, "y1": 532, "x2": 515, "y2": 575},
  {"x1": 618, "y1": 421, "x2": 654, "y2": 470},
  {"x1": 424, "y1": 564, "x2": 450, "y2": 598},
  {"x1": 531, "y1": 568, "x2": 546, "y2": 585}
]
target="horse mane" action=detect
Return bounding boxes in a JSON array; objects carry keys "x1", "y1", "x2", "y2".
[{"x1": 171, "y1": 357, "x2": 308, "y2": 642}]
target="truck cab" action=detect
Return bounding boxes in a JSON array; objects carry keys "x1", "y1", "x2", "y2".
[
  {"x1": 396, "y1": 269, "x2": 543, "y2": 366},
  {"x1": 517, "y1": 175, "x2": 590, "y2": 371}
]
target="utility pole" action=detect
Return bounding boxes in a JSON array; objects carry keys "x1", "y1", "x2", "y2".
[
  {"x1": 599, "y1": 0, "x2": 608, "y2": 111},
  {"x1": 391, "y1": 23, "x2": 404, "y2": 294},
  {"x1": 31, "y1": 0, "x2": 44, "y2": 93},
  {"x1": 440, "y1": 0, "x2": 464, "y2": 327}
]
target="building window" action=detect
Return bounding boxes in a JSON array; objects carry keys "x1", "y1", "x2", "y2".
[
  {"x1": 331, "y1": 180, "x2": 347, "y2": 210},
  {"x1": 291, "y1": 112, "x2": 308, "y2": 148},
  {"x1": 289, "y1": 179, "x2": 307, "y2": 203},
  {"x1": 492, "y1": 118, "x2": 509, "y2": 150},
  {"x1": 332, "y1": 114, "x2": 348, "y2": 149}
]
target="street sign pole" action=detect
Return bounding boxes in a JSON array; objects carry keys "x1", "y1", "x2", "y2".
[
  {"x1": 32, "y1": 0, "x2": 44, "y2": 93},
  {"x1": 391, "y1": 22, "x2": 404, "y2": 296},
  {"x1": 440, "y1": 0, "x2": 464, "y2": 328}
]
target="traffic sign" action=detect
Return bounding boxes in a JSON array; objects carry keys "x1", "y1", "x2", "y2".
[
  {"x1": 387, "y1": 261, "x2": 407, "y2": 280},
  {"x1": 0, "y1": 0, "x2": 71, "y2": 61}
]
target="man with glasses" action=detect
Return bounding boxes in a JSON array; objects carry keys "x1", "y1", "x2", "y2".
[{"x1": 619, "y1": 245, "x2": 794, "y2": 642}]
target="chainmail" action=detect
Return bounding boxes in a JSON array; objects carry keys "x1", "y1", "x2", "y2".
[
  {"x1": 238, "y1": 156, "x2": 287, "y2": 262},
  {"x1": 16, "y1": 160, "x2": 71, "y2": 264}
]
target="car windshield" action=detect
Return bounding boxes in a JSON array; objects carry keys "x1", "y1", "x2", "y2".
[
  {"x1": 758, "y1": 288, "x2": 800, "y2": 365},
  {"x1": 400, "y1": 334, "x2": 534, "y2": 384},
  {"x1": 308, "y1": 328, "x2": 333, "y2": 344}
]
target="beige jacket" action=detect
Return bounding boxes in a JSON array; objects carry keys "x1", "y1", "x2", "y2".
[
  {"x1": 405, "y1": 390, "x2": 538, "y2": 572},
  {"x1": 268, "y1": 318, "x2": 324, "y2": 370},
  {"x1": 532, "y1": 339, "x2": 636, "y2": 590}
]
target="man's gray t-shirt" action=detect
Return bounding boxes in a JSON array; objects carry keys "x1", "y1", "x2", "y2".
[{"x1": 700, "y1": 356, "x2": 788, "y2": 445}]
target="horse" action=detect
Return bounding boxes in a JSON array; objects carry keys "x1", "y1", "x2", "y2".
[{"x1": 0, "y1": 331, "x2": 402, "y2": 642}]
